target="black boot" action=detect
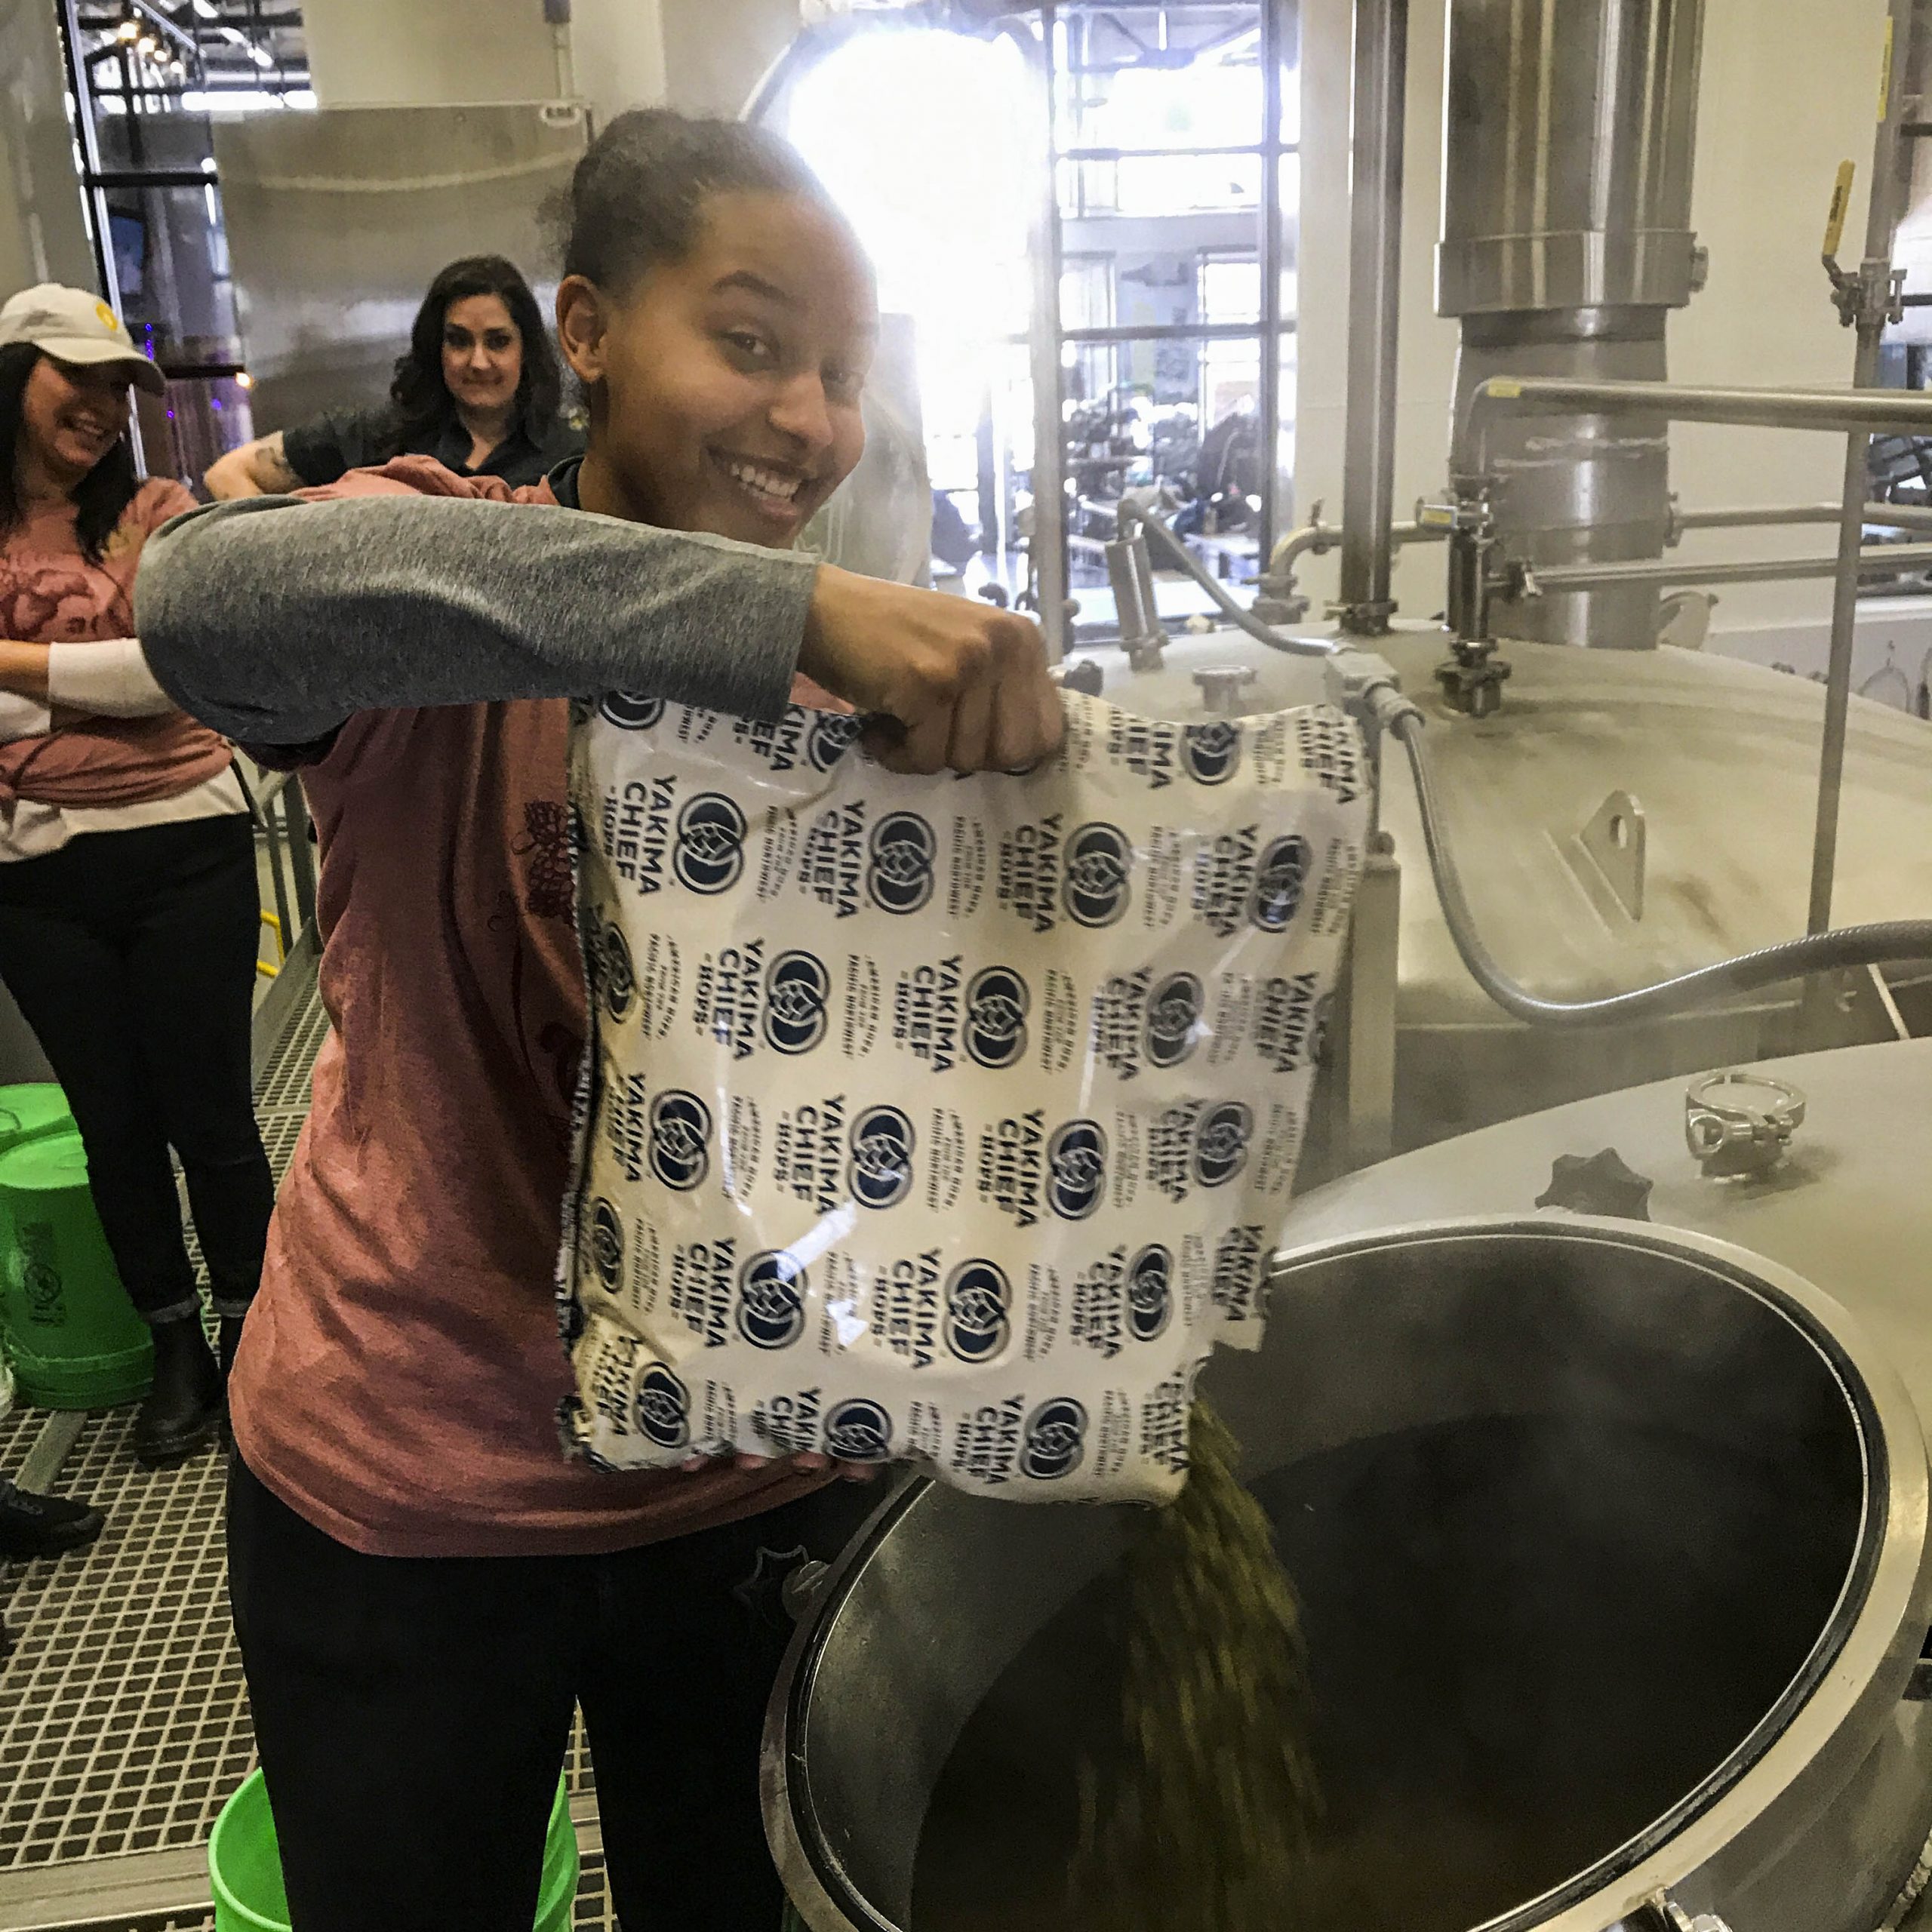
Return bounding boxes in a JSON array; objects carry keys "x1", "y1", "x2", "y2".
[
  {"x1": 0, "y1": 1478, "x2": 105, "y2": 1559},
  {"x1": 132, "y1": 1317, "x2": 223, "y2": 1466},
  {"x1": 217, "y1": 1312, "x2": 247, "y2": 1378}
]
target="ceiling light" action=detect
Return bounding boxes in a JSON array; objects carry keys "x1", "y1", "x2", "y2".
[{"x1": 114, "y1": 19, "x2": 139, "y2": 39}]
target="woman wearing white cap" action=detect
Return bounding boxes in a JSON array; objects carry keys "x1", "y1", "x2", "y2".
[{"x1": 0, "y1": 285, "x2": 273, "y2": 1471}]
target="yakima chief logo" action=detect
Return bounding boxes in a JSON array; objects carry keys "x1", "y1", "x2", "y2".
[
  {"x1": 1128, "y1": 1243, "x2": 1174, "y2": 1341},
  {"x1": 1145, "y1": 971, "x2": 1204, "y2": 1069},
  {"x1": 635, "y1": 1363, "x2": 690, "y2": 1448},
  {"x1": 848, "y1": 1104, "x2": 916, "y2": 1209},
  {"x1": 866, "y1": 811, "x2": 937, "y2": 914},
  {"x1": 588, "y1": 1198, "x2": 624, "y2": 1292},
  {"x1": 763, "y1": 950, "x2": 830, "y2": 1055},
  {"x1": 1192, "y1": 1100, "x2": 1254, "y2": 1188},
  {"x1": 594, "y1": 917, "x2": 634, "y2": 1024},
  {"x1": 598, "y1": 691, "x2": 666, "y2": 731},
  {"x1": 944, "y1": 1258, "x2": 1011, "y2": 1362},
  {"x1": 1062, "y1": 821, "x2": 1133, "y2": 928},
  {"x1": 1021, "y1": 1397, "x2": 1088, "y2": 1479},
  {"x1": 824, "y1": 1398, "x2": 892, "y2": 1463},
  {"x1": 673, "y1": 793, "x2": 748, "y2": 894},
  {"x1": 648, "y1": 1091, "x2": 712, "y2": 1190},
  {"x1": 1047, "y1": 1120, "x2": 1108, "y2": 1220},
  {"x1": 737, "y1": 1249, "x2": 807, "y2": 1349},
  {"x1": 964, "y1": 966, "x2": 1029, "y2": 1069},
  {"x1": 1251, "y1": 834, "x2": 1312, "y2": 931},
  {"x1": 808, "y1": 712, "x2": 864, "y2": 771},
  {"x1": 1181, "y1": 720, "x2": 1241, "y2": 785}
]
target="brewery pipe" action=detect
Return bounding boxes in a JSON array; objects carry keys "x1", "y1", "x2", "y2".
[
  {"x1": 1454, "y1": 379, "x2": 1932, "y2": 481},
  {"x1": 1335, "y1": 0, "x2": 1407, "y2": 635},
  {"x1": 1521, "y1": 542, "x2": 1932, "y2": 595},
  {"x1": 1812, "y1": 0, "x2": 1916, "y2": 933}
]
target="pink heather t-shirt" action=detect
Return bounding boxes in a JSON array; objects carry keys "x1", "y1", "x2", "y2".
[{"x1": 228, "y1": 463, "x2": 824, "y2": 1557}]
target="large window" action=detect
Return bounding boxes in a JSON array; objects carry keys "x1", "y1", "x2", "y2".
[{"x1": 782, "y1": 2, "x2": 1300, "y2": 640}]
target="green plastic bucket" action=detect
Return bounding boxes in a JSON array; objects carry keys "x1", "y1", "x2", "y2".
[
  {"x1": 0, "y1": 1082, "x2": 72, "y2": 1155},
  {"x1": 0, "y1": 1129, "x2": 151, "y2": 1410},
  {"x1": 209, "y1": 1770, "x2": 580, "y2": 1932}
]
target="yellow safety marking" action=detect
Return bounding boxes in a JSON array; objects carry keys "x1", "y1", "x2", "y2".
[{"x1": 1825, "y1": 161, "x2": 1857, "y2": 257}]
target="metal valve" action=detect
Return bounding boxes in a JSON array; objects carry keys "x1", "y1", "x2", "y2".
[
  {"x1": 1684, "y1": 1070, "x2": 1806, "y2": 1179},
  {"x1": 1193, "y1": 666, "x2": 1259, "y2": 716}
]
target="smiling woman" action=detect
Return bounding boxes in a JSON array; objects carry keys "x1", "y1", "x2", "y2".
[
  {"x1": 0, "y1": 284, "x2": 272, "y2": 1475},
  {"x1": 129, "y1": 106, "x2": 1061, "y2": 1932},
  {"x1": 204, "y1": 254, "x2": 580, "y2": 499}
]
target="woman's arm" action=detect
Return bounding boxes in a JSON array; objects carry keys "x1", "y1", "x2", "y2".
[
  {"x1": 138, "y1": 492, "x2": 1063, "y2": 773},
  {"x1": 0, "y1": 638, "x2": 174, "y2": 718},
  {"x1": 136, "y1": 494, "x2": 819, "y2": 743},
  {"x1": 204, "y1": 432, "x2": 300, "y2": 501}
]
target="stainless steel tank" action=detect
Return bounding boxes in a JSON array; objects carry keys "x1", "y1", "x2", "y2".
[
  {"x1": 1439, "y1": 0, "x2": 1706, "y2": 648},
  {"x1": 766, "y1": 1217, "x2": 1932, "y2": 1932},
  {"x1": 1080, "y1": 626, "x2": 1932, "y2": 1154}
]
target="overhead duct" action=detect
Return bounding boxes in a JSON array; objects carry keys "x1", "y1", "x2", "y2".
[{"x1": 1438, "y1": 0, "x2": 1707, "y2": 648}]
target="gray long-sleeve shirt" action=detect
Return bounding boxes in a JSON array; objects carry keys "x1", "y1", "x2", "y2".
[{"x1": 134, "y1": 491, "x2": 820, "y2": 743}]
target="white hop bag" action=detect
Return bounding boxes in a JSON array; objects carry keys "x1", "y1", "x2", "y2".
[{"x1": 559, "y1": 690, "x2": 1370, "y2": 1503}]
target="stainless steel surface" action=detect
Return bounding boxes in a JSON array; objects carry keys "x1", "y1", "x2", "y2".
[
  {"x1": 1089, "y1": 623, "x2": 1932, "y2": 1152},
  {"x1": 1437, "y1": 0, "x2": 1706, "y2": 648},
  {"x1": 1683, "y1": 1069, "x2": 1807, "y2": 1179},
  {"x1": 768, "y1": 1217, "x2": 1932, "y2": 1932},
  {"x1": 1438, "y1": 0, "x2": 1706, "y2": 318},
  {"x1": 1454, "y1": 376, "x2": 1932, "y2": 652},
  {"x1": 1524, "y1": 543, "x2": 1932, "y2": 592},
  {"x1": 1451, "y1": 312, "x2": 1675, "y2": 648},
  {"x1": 1813, "y1": 0, "x2": 1918, "y2": 939},
  {"x1": 1575, "y1": 789, "x2": 1647, "y2": 922},
  {"x1": 1336, "y1": 0, "x2": 1406, "y2": 635},
  {"x1": 212, "y1": 103, "x2": 588, "y2": 432}
]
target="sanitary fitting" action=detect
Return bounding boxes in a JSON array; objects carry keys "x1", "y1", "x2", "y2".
[
  {"x1": 1192, "y1": 666, "x2": 1258, "y2": 717},
  {"x1": 1435, "y1": 639, "x2": 1512, "y2": 719},
  {"x1": 1104, "y1": 522, "x2": 1169, "y2": 672},
  {"x1": 1684, "y1": 1070, "x2": 1807, "y2": 1180},
  {"x1": 1327, "y1": 595, "x2": 1398, "y2": 636}
]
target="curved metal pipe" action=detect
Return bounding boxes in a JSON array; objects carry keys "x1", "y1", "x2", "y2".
[{"x1": 1124, "y1": 506, "x2": 1339, "y2": 658}]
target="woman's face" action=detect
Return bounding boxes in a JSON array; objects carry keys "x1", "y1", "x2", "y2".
[
  {"x1": 20, "y1": 356, "x2": 131, "y2": 489},
  {"x1": 558, "y1": 191, "x2": 876, "y2": 548},
  {"x1": 441, "y1": 294, "x2": 523, "y2": 417}
]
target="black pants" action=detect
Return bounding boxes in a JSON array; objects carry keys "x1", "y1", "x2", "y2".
[
  {"x1": 0, "y1": 814, "x2": 274, "y2": 1320},
  {"x1": 227, "y1": 1454, "x2": 877, "y2": 1931}
]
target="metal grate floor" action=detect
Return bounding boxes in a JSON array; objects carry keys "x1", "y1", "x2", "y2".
[{"x1": 0, "y1": 980, "x2": 615, "y2": 1929}]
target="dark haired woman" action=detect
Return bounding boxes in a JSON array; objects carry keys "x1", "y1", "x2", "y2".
[
  {"x1": 205, "y1": 254, "x2": 580, "y2": 499},
  {"x1": 141, "y1": 111, "x2": 1058, "y2": 1932},
  {"x1": 0, "y1": 285, "x2": 273, "y2": 1467}
]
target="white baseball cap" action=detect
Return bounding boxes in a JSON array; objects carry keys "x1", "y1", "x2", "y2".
[{"x1": 0, "y1": 285, "x2": 165, "y2": 395}]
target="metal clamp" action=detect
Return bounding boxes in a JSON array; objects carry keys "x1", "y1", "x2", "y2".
[
  {"x1": 1645, "y1": 1896, "x2": 1735, "y2": 1932},
  {"x1": 1684, "y1": 1070, "x2": 1807, "y2": 1179}
]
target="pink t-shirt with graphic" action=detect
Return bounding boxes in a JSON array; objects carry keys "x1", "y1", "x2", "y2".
[{"x1": 228, "y1": 463, "x2": 824, "y2": 1557}]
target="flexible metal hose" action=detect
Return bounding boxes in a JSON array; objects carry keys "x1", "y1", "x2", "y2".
[
  {"x1": 1390, "y1": 711, "x2": 1932, "y2": 1027},
  {"x1": 1131, "y1": 512, "x2": 1339, "y2": 660}
]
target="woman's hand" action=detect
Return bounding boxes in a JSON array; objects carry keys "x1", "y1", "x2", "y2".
[
  {"x1": 798, "y1": 565, "x2": 1065, "y2": 776},
  {"x1": 679, "y1": 1447, "x2": 881, "y2": 1484}
]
